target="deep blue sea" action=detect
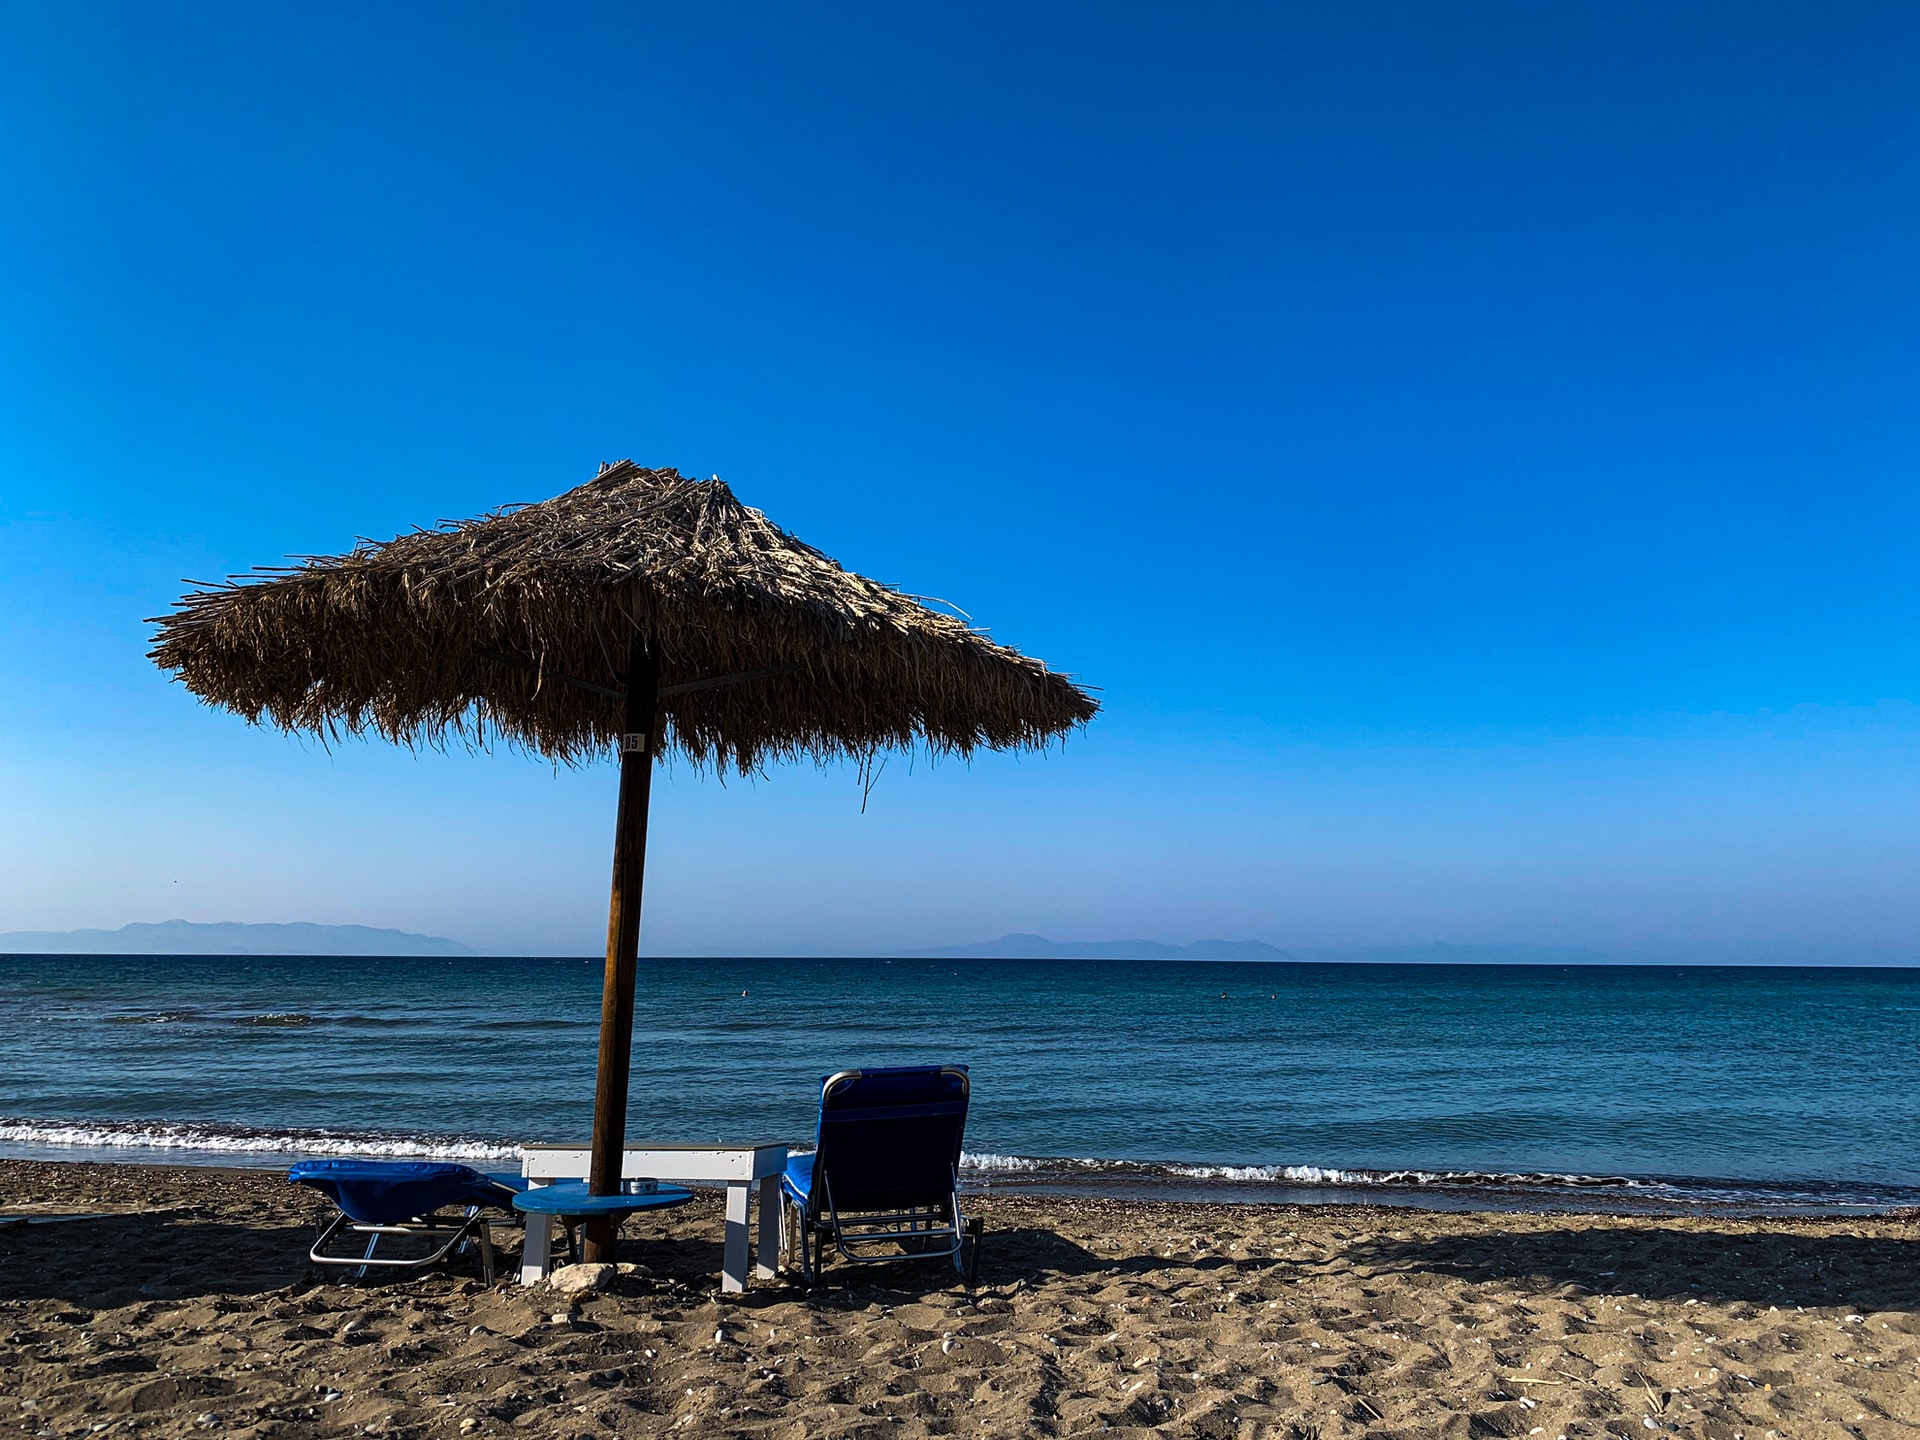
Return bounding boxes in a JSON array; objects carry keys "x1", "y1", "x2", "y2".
[{"x1": 4, "y1": 955, "x2": 1919, "y2": 1215}]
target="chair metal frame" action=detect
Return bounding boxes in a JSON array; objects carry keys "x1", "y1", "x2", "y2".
[{"x1": 309, "y1": 1204, "x2": 505, "y2": 1283}]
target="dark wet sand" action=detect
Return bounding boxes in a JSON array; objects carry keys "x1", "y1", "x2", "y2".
[{"x1": 4, "y1": 1160, "x2": 1918, "y2": 1438}]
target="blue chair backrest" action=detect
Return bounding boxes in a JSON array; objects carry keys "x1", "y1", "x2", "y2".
[{"x1": 811, "y1": 1064, "x2": 969, "y2": 1216}]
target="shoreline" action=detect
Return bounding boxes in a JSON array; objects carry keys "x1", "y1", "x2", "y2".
[
  {"x1": 5, "y1": 1159, "x2": 1918, "y2": 1438},
  {"x1": 6, "y1": 1139, "x2": 1918, "y2": 1220}
]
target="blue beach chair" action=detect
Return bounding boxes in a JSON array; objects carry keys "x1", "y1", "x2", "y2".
[
  {"x1": 289, "y1": 1160, "x2": 528, "y2": 1283},
  {"x1": 779, "y1": 1064, "x2": 981, "y2": 1287}
]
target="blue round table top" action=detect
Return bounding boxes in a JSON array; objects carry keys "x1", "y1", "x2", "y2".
[{"x1": 512, "y1": 1180, "x2": 696, "y2": 1217}]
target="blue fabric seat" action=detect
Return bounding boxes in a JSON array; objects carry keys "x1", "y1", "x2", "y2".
[
  {"x1": 289, "y1": 1160, "x2": 529, "y2": 1282},
  {"x1": 780, "y1": 1152, "x2": 816, "y2": 1206},
  {"x1": 779, "y1": 1065, "x2": 979, "y2": 1287}
]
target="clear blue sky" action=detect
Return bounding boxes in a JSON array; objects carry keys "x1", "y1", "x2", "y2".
[{"x1": 4, "y1": 3, "x2": 1918, "y2": 959}]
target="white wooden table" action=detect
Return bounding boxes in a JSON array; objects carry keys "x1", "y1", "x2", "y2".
[{"x1": 518, "y1": 1143, "x2": 789, "y2": 1293}]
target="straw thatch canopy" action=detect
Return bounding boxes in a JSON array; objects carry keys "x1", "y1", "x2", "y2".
[{"x1": 148, "y1": 461, "x2": 1097, "y2": 772}]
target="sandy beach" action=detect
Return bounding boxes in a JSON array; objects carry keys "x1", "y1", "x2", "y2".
[{"x1": 2, "y1": 1162, "x2": 1917, "y2": 1439}]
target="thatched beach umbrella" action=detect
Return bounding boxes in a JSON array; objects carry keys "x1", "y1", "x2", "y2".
[{"x1": 150, "y1": 460, "x2": 1096, "y2": 1260}]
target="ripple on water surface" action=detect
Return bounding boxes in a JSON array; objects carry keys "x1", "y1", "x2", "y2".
[{"x1": 3, "y1": 953, "x2": 1920, "y2": 1213}]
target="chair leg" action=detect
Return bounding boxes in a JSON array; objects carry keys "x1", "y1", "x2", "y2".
[
  {"x1": 795, "y1": 1210, "x2": 817, "y2": 1288},
  {"x1": 778, "y1": 1192, "x2": 812, "y2": 1286},
  {"x1": 949, "y1": 1189, "x2": 972, "y2": 1281},
  {"x1": 477, "y1": 1221, "x2": 496, "y2": 1285}
]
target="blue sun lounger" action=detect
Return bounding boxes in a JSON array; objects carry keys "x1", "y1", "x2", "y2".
[
  {"x1": 289, "y1": 1160, "x2": 528, "y2": 1283},
  {"x1": 779, "y1": 1064, "x2": 981, "y2": 1287}
]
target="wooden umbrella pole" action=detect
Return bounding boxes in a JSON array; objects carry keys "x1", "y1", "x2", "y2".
[{"x1": 582, "y1": 635, "x2": 661, "y2": 1264}]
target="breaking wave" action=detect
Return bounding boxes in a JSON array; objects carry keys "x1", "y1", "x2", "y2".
[
  {"x1": 0, "y1": 1117, "x2": 519, "y2": 1163},
  {"x1": 957, "y1": 1151, "x2": 1637, "y2": 1190},
  {"x1": 5, "y1": 1121, "x2": 1916, "y2": 1213},
  {"x1": 957, "y1": 1150, "x2": 1920, "y2": 1212},
  {"x1": 104, "y1": 1011, "x2": 200, "y2": 1025}
]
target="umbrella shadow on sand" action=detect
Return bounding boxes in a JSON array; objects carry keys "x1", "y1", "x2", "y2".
[
  {"x1": 1346, "y1": 1223, "x2": 1920, "y2": 1311},
  {"x1": 0, "y1": 1212, "x2": 310, "y2": 1306},
  {"x1": 0, "y1": 1211, "x2": 1104, "y2": 1310},
  {"x1": 634, "y1": 1224, "x2": 1111, "y2": 1307}
]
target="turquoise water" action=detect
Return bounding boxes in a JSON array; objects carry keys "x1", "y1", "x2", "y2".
[{"x1": 4, "y1": 955, "x2": 1919, "y2": 1213}]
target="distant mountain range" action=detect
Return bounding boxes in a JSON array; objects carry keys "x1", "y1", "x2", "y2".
[
  {"x1": 0, "y1": 920, "x2": 472, "y2": 957},
  {"x1": 907, "y1": 934, "x2": 1615, "y2": 965}
]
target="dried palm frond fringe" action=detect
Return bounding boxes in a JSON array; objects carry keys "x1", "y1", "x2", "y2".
[{"x1": 148, "y1": 461, "x2": 1098, "y2": 772}]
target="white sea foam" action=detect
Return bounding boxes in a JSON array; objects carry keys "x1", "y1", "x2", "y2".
[
  {"x1": 0, "y1": 1118, "x2": 519, "y2": 1162},
  {"x1": 1166, "y1": 1163, "x2": 1364, "y2": 1183},
  {"x1": 962, "y1": 1151, "x2": 1082, "y2": 1173},
  {"x1": 956, "y1": 1149, "x2": 1656, "y2": 1193},
  {"x1": 960, "y1": 1152, "x2": 1131, "y2": 1175},
  {"x1": 5, "y1": 1123, "x2": 1901, "y2": 1212}
]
